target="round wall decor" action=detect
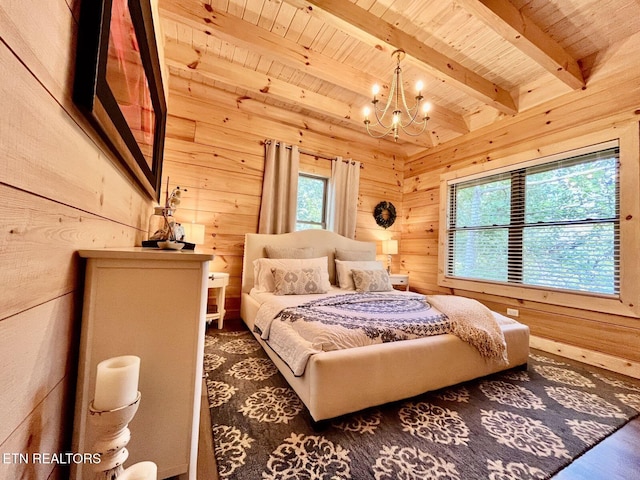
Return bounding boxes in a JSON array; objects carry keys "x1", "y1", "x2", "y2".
[{"x1": 373, "y1": 201, "x2": 397, "y2": 229}]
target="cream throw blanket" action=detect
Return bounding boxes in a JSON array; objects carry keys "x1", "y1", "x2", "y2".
[{"x1": 427, "y1": 294, "x2": 508, "y2": 364}]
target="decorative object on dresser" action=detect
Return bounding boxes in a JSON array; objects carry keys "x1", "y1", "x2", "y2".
[
  {"x1": 144, "y1": 181, "x2": 191, "y2": 249},
  {"x1": 205, "y1": 330, "x2": 640, "y2": 480},
  {"x1": 207, "y1": 272, "x2": 229, "y2": 329},
  {"x1": 381, "y1": 238, "x2": 398, "y2": 273},
  {"x1": 373, "y1": 201, "x2": 397, "y2": 229},
  {"x1": 72, "y1": 248, "x2": 213, "y2": 480}
]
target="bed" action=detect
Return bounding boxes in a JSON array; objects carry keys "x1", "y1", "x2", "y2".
[{"x1": 240, "y1": 229, "x2": 530, "y2": 421}]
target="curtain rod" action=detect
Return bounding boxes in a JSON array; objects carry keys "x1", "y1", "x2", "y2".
[{"x1": 264, "y1": 140, "x2": 363, "y2": 167}]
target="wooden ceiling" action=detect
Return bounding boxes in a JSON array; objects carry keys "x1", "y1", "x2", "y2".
[{"x1": 158, "y1": 0, "x2": 640, "y2": 155}]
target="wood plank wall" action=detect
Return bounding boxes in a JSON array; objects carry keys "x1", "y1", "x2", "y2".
[
  {"x1": 0, "y1": 1, "x2": 154, "y2": 477},
  {"x1": 403, "y1": 32, "x2": 640, "y2": 374},
  {"x1": 3, "y1": 4, "x2": 636, "y2": 475},
  {"x1": 163, "y1": 75, "x2": 404, "y2": 319}
]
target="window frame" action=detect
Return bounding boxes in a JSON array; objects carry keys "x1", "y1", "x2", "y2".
[
  {"x1": 437, "y1": 123, "x2": 640, "y2": 318},
  {"x1": 296, "y1": 172, "x2": 328, "y2": 231}
]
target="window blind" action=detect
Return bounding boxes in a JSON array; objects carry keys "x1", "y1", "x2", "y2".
[{"x1": 446, "y1": 144, "x2": 620, "y2": 296}]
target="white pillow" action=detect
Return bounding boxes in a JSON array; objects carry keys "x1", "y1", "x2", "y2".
[
  {"x1": 334, "y1": 260, "x2": 385, "y2": 290},
  {"x1": 253, "y1": 257, "x2": 330, "y2": 292}
]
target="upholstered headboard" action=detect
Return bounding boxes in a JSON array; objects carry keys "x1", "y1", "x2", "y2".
[{"x1": 241, "y1": 230, "x2": 377, "y2": 293}]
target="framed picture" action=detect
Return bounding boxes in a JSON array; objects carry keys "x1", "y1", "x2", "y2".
[{"x1": 74, "y1": 0, "x2": 167, "y2": 201}]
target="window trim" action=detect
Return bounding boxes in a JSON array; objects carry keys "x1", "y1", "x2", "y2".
[
  {"x1": 296, "y1": 172, "x2": 328, "y2": 230},
  {"x1": 437, "y1": 123, "x2": 640, "y2": 318}
]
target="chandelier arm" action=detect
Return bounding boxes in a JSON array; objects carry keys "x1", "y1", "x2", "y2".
[
  {"x1": 399, "y1": 103, "x2": 426, "y2": 128},
  {"x1": 395, "y1": 61, "x2": 424, "y2": 129},
  {"x1": 364, "y1": 120, "x2": 397, "y2": 138},
  {"x1": 397, "y1": 117, "x2": 429, "y2": 137},
  {"x1": 371, "y1": 102, "x2": 395, "y2": 130}
]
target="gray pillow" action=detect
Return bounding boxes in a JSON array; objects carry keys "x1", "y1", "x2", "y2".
[
  {"x1": 265, "y1": 246, "x2": 315, "y2": 259},
  {"x1": 335, "y1": 248, "x2": 375, "y2": 261}
]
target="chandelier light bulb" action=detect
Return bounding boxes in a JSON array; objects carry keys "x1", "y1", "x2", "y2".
[
  {"x1": 415, "y1": 80, "x2": 424, "y2": 93},
  {"x1": 372, "y1": 84, "x2": 380, "y2": 96},
  {"x1": 422, "y1": 102, "x2": 432, "y2": 114},
  {"x1": 363, "y1": 106, "x2": 371, "y2": 119}
]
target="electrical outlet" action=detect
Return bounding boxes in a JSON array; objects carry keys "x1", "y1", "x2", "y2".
[{"x1": 507, "y1": 308, "x2": 519, "y2": 317}]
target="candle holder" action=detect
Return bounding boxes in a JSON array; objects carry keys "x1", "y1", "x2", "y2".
[{"x1": 88, "y1": 392, "x2": 141, "y2": 480}]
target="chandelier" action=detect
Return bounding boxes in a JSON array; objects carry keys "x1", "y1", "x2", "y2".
[{"x1": 363, "y1": 49, "x2": 431, "y2": 141}]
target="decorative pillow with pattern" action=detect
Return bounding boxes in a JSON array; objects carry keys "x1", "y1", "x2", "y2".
[
  {"x1": 335, "y1": 260, "x2": 385, "y2": 289},
  {"x1": 351, "y1": 269, "x2": 394, "y2": 293},
  {"x1": 253, "y1": 257, "x2": 330, "y2": 292},
  {"x1": 272, "y1": 267, "x2": 328, "y2": 295}
]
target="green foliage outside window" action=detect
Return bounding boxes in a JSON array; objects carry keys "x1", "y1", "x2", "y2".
[
  {"x1": 448, "y1": 148, "x2": 619, "y2": 295},
  {"x1": 296, "y1": 174, "x2": 327, "y2": 230}
]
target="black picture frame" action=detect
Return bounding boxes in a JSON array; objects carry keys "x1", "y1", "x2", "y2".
[{"x1": 73, "y1": 0, "x2": 167, "y2": 202}]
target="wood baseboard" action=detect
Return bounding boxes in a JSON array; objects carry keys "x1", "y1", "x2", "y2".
[{"x1": 530, "y1": 335, "x2": 640, "y2": 379}]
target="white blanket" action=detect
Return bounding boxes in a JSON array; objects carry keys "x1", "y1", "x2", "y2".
[
  {"x1": 427, "y1": 295, "x2": 509, "y2": 364},
  {"x1": 254, "y1": 291, "x2": 508, "y2": 376}
]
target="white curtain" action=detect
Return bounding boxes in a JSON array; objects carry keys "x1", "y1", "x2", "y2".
[
  {"x1": 258, "y1": 140, "x2": 300, "y2": 234},
  {"x1": 328, "y1": 157, "x2": 361, "y2": 238}
]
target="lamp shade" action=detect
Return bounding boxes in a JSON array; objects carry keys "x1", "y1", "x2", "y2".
[
  {"x1": 182, "y1": 223, "x2": 206, "y2": 245},
  {"x1": 382, "y1": 239, "x2": 398, "y2": 255}
]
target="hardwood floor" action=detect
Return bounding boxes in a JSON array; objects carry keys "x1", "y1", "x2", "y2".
[
  {"x1": 194, "y1": 320, "x2": 640, "y2": 480},
  {"x1": 196, "y1": 376, "x2": 219, "y2": 480},
  {"x1": 551, "y1": 416, "x2": 640, "y2": 479}
]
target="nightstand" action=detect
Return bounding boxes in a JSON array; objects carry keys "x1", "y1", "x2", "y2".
[
  {"x1": 389, "y1": 273, "x2": 409, "y2": 291},
  {"x1": 207, "y1": 272, "x2": 229, "y2": 328}
]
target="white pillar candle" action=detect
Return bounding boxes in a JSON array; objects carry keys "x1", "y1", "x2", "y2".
[
  {"x1": 117, "y1": 461, "x2": 157, "y2": 480},
  {"x1": 93, "y1": 355, "x2": 140, "y2": 411}
]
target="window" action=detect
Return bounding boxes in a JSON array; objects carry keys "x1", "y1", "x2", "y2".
[
  {"x1": 445, "y1": 141, "x2": 620, "y2": 296},
  {"x1": 296, "y1": 173, "x2": 328, "y2": 230}
]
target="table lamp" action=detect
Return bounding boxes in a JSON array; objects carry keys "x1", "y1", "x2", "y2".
[{"x1": 381, "y1": 239, "x2": 398, "y2": 273}]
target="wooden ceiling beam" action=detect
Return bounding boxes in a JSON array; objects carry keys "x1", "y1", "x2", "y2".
[
  {"x1": 163, "y1": 40, "x2": 433, "y2": 148},
  {"x1": 159, "y1": 0, "x2": 468, "y2": 134},
  {"x1": 159, "y1": 0, "x2": 374, "y2": 94},
  {"x1": 458, "y1": 0, "x2": 585, "y2": 89},
  {"x1": 166, "y1": 74, "x2": 410, "y2": 158},
  {"x1": 291, "y1": 0, "x2": 518, "y2": 115}
]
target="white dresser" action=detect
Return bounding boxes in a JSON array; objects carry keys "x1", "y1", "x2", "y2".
[{"x1": 72, "y1": 248, "x2": 213, "y2": 480}]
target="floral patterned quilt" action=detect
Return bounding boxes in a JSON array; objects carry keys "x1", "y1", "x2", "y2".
[{"x1": 254, "y1": 292, "x2": 506, "y2": 376}]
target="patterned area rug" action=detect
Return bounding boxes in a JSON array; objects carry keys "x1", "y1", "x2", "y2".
[{"x1": 204, "y1": 329, "x2": 640, "y2": 480}]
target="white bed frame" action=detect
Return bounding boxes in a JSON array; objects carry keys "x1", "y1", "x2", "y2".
[{"x1": 240, "y1": 230, "x2": 530, "y2": 421}]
